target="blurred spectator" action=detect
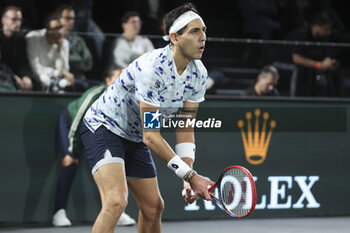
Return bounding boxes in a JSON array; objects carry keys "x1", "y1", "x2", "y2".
[
  {"x1": 111, "y1": 11, "x2": 154, "y2": 68},
  {"x1": 237, "y1": 0, "x2": 281, "y2": 64},
  {"x1": 276, "y1": 0, "x2": 346, "y2": 39},
  {"x1": 119, "y1": 0, "x2": 165, "y2": 34},
  {"x1": 276, "y1": 0, "x2": 311, "y2": 38},
  {"x1": 52, "y1": 65, "x2": 136, "y2": 227},
  {"x1": 0, "y1": 57, "x2": 18, "y2": 91},
  {"x1": 245, "y1": 65, "x2": 280, "y2": 96},
  {"x1": 71, "y1": 0, "x2": 105, "y2": 59},
  {"x1": 57, "y1": 4, "x2": 95, "y2": 92},
  {"x1": 0, "y1": 0, "x2": 39, "y2": 30},
  {"x1": 26, "y1": 11, "x2": 74, "y2": 92},
  {"x1": 205, "y1": 69, "x2": 229, "y2": 93},
  {"x1": 237, "y1": 0, "x2": 280, "y2": 40},
  {"x1": 153, "y1": 13, "x2": 169, "y2": 48},
  {"x1": 285, "y1": 12, "x2": 339, "y2": 96},
  {"x1": 0, "y1": 6, "x2": 34, "y2": 90}
]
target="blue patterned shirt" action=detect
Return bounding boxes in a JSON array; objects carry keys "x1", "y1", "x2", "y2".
[{"x1": 84, "y1": 45, "x2": 208, "y2": 142}]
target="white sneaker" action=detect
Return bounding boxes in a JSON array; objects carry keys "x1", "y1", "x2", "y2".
[
  {"x1": 52, "y1": 209, "x2": 72, "y2": 227},
  {"x1": 117, "y1": 212, "x2": 136, "y2": 226}
]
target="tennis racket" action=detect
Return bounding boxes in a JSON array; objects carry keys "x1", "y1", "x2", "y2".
[{"x1": 184, "y1": 165, "x2": 257, "y2": 218}]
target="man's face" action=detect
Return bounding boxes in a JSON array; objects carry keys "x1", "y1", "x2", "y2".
[
  {"x1": 1, "y1": 9, "x2": 22, "y2": 33},
  {"x1": 313, "y1": 23, "x2": 332, "y2": 41},
  {"x1": 175, "y1": 18, "x2": 207, "y2": 61},
  {"x1": 47, "y1": 19, "x2": 65, "y2": 43},
  {"x1": 122, "y1": 16, "x2": 142, "y2": 36},
  {"x1": 61, "y1": 9, "x2": 75, "y2": 33},
  {"x1": 257, "y1": 73, "x2": 277, "y2": 95}
]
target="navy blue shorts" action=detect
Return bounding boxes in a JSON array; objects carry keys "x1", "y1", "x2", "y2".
[{"x1": 80, "y1": 122, "x2": 157, "y2": 178}]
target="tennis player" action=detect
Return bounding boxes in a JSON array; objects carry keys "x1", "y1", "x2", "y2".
[{"x1": 81, "y1": 2, "x2": 214, "y2": 233}]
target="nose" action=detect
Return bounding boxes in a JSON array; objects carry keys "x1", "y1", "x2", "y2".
[{"x1": 200, "y1": 30, "x2": 206, "y2": 42}]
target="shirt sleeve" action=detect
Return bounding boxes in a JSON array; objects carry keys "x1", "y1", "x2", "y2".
[
  {"x1": 187, "y1": 65, "x2": 208, "y2": 103},
  {"x1": 187, "y1": 83, "x2": 206, "y2": 103},
  {"x1": 133, "y1": 62, "x2": 164, "y2": 106}
]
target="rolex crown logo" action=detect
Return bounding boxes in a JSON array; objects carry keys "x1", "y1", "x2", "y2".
[{"x1": 238, "y1": 109, "x2": 276, "y2": 165}]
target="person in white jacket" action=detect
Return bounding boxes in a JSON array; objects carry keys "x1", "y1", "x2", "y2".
[
  {"x1": 26, "y1": 12, "x2": 74, "y2": 92},
  {"x1": 111, "y1": 11, "x2": 154, "y2": 68}
]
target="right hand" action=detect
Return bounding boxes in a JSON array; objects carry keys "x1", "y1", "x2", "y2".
[
  {"x1": 188, "y1": 174, "x2": 215, "y2": 201},
  {"x1": 21, "y1": 76, "x2": 33, "y2": 90},
  {"x1": 321, "y1": 57, "x2": 338, "y2": 71},
  {"x1": 182, "y1": 180, "x2": 200, "y2": 204},
  {"x1": 63, "y1": 71, "x2": 75, "y2": 86}
]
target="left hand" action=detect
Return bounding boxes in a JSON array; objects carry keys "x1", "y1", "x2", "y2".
[{"x1": 182, "y1": 181, "x2": 199, "y2": 204}]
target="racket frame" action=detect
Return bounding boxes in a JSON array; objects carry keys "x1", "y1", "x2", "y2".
[{"x1": 208, "y1": 165, "x2": 257, "y2": 218}]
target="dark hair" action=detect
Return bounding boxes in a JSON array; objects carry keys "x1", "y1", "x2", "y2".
[
  {"x1": 310, "y1": 12, "x2": 333, "y2": 26},
  {"x1": 103, "y1": 64, "x2": 122, "y2": 80},
  {"x1": 2, "y1": 5, "x2": 22, "y2": 17},
  {"x1": 55, "y1": 4, "x2": 74, "y2": 16},
  {"x1": 43, "y1": 11, "x2": 61, "y2": 28},
  {"x1": 259, "y1": 65, "x2": 279, "y2": 80},
  {"x1": 121, "y1": 11, "x2": 140, "y2": 24},
  {"x1": 164, "y1": 2, "x2": 199, "y2": 36}
]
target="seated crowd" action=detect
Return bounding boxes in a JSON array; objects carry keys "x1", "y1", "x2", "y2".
[
  {"x1": 0, "y1": 4, "x2": 155, "y2": 93},
  {"x1": 1, "y1": 1, "x2": 350, "y2": 97}
]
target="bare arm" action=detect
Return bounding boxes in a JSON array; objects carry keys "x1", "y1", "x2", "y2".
[
  {"x1": 140, "y1": 101, "x2": 176, "y2": 163},
  {"x1": 292, "y1": 53, "x2": 338, "y2": 71},
  {"x1": 140, "y1": 101, "x2": 213, "y2": 200},
  {"x1": 176, "y1": 101, "x2": 204, "y2": 203}
]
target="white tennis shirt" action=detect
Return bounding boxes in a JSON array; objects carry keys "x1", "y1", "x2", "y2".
[{"x1": 84, "y1": 44, "x2": 208, "y2": 142}]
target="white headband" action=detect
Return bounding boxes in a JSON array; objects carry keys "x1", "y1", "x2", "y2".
[{"x1": 163, "y1": 11, "x2": 204, "y2": 41}]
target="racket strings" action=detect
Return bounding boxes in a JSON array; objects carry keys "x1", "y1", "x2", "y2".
[{"x1": 219, "y1": 168, "x2": 253, "y2": 217}]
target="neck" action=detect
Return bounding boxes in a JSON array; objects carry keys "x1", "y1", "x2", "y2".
[
  {"x1": 172, "y1": 46, "x2": 190, "y2": 75},
  {"x1": 123, "y1": 32, "x2": 135, "y2": 42},
  {"x1": 3, "y1": 29, "x2": 14, "y2": 37}
]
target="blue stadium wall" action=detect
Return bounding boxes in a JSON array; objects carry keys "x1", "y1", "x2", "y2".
[{"x1": 0, "y1": 93, "x2": 349, "y2": 224}]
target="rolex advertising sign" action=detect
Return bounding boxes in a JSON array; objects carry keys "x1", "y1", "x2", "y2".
[
  {"x1": 154, "y1": 102, "x2": 350, "y2": 220},
  {"x1": 1, "y1": 95, "x2": 350, "y2": 223},
  {"x1": 238, "y1": 109, "x2": 276, "y2": 165}
]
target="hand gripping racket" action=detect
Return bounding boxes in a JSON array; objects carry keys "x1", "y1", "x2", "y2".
[{"x1": 184, "y1": 165, "x2": 257, "y2": 218}]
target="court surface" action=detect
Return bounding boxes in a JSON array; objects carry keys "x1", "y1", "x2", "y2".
[{"x1": 1, "y1": 216, "x2": 349, "y2": 233}]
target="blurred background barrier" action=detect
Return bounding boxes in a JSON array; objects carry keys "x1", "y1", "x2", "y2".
[
  {"x1": 0, "y1": 92, "x2": 350, "y2": 224},
  {"x1": 60, "y1": 32, "x2": 350, "y2": 98}
]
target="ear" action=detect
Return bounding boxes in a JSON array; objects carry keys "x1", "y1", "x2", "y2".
[{"x1": 170, "y1": 32, "x2": 178, "y2": 44}]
